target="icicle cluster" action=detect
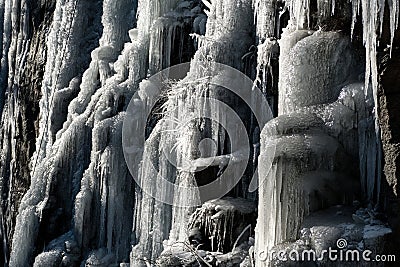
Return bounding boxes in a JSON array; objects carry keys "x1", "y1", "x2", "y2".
[
  {"x1": 188, "y1": 198, "x2": 256, "y2": 253},
  {"x1": 9, "y1": 0, "x2": 202, "y2": 265},
  {"x1": 131, "y1": 1, "x2": 259, "y2": 266},
  {"x1": 254, "y1": 1, "x2": 399, "y2": 265},
  {"x1": 1, "y1": 0, "x2": 398, "y2": 266},
  {"x1": 350, "y1": 0, "x2": 399, "y2": 127}
]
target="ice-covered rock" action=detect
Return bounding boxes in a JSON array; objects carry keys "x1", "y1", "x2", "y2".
[
  {"x1": 9, "y1": 0, "x2": 200, "y2": 265},
  {"x1": 157, "y1": 238, "x2": 253, "y2": 266},
  {"x1": 262, "y1": 206, "x2": 393, "y2": 267},
  {"x1": 255, "y1": 6, "x2": 382, "y2": 267},
  {"x1": 279, "y1": 30, "x2": 356, "y2": 114},
  {"x1": 33, "y1": 250, "x2": 62, "y2": 267},
  {"x1": 1, "y1": 0, "x2": 399, "y2": 266},
  {"x1": 130, "y1": 0, "x2": 259, "y2": 265},
  {"x1": 188, "y1": 198, "x2": 256, "y2": 253}
]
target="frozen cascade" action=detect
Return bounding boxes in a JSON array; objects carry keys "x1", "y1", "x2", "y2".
[
  {"x1": 8, "y1": 0, "x2": 208, "y2": 265},
  {"x1": 0, "y1": 0, "x2": 398, "y2": 266},
  {"x1": 130, "y1": 0, "x2": 259, "y2": 265},
  {"x1": 9, "y1": 0, "x2": 137, "y2": 263},
  {"x1": 33, "y1": 0, "x2": 104, "y2": 166},
  {"x1": 7, "y1": 1, "x2": 170, "y2": 266},
  {"x1": 0, "y1": 1, "x2": 29, "y2": 262},
  {"x1": 254, "y1": 25, "x2": 377, "y2": 266},
  {"x1": 0, "y1": 0, "x2": 62, "y2": 265},
  {"x1": 254, "y1": 1, "x2": 400, "y2": 266}
]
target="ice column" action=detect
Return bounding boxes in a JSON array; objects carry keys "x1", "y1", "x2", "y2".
[
  {"x1": 9, "y1": 0, "x2": 137, "y2": 265},
  {"x1": 255, "y1": 27, "x2": 366, "y2": 266}
]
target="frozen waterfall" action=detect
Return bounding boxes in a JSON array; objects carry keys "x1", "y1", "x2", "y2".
[{"x1": 0, "y1": 0, "x2": 398, "y2": 266}]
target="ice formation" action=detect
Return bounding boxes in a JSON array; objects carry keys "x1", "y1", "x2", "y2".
[
  {"x1": 2, "y1": 0, "x2": 215, "y2": 265},
  {"x1": 263, "y1": 206, "x2": 393, "y2": 266},
  {"x1": 9, "y1": 0, "x2": 137, "y2": 264},
  {"x1": 0, "y1": 0, "x2": 398, "y2": 266},
  {"x1": 0, "y1": 1, "x2": 54, "y2": 265},
  {"x1": 254, "y1": 1, "x2": 399, "y2": 266},
  {"x1": 130, "y1": 0, "x2": 262, "y2": 265},
  {"x1": 187, "y1": 198, "x2": 256, "y2": 253},
  {"x1": 3, "y1": 0, "x2": 203, "y2": 265}
]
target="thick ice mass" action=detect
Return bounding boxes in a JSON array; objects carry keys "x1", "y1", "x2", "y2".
[
  {"x1": 0, "y1": 0, "x2": 398, "y2": 266},
  {"x1": 130, "y1": 0, "x2": 259, "y2": 265},
  {"x1": 254, "y1": 2, "x2": 394, "y2": 265}
]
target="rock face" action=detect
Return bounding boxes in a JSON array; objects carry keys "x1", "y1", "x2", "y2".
[
  {"x1": 379, "y1": 47, "x2": 400, "y2": 250},
  {"x1": 0, "y1": 1, "x2": 57, "y2": 265},
  {"x1": 0, "y1": 0, "x2": 399, "y2": 266}
]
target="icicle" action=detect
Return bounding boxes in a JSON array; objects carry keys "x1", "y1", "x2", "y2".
[
  {"x1": 289, "y1": 0, "x2": 310, "y2": 29},
  {"x1": 253, "y1": 38, "x2": 278, "y2": 97},
  {"x1": 359, "y1": 0, "x2": 385, "y2": 206},
  {"x1": 388, "y1": 0, "x2": 399, "y2": 55},
  {"x1": 357, "y1": 0, "x2": 399, "y2": 102},
  {"x1": 360, "y1": 0, "x2": 379, "y2": 113},
  {"x1": 353, "y1": 0, "x2": 400, "y2": 205},
  {"x1": 351, "y1": 0, "x2": 360, "y2": 38},
  {"x1": 253, "y1": 0, "x2": 277, "y2": 40},
  {"x1": 315, "y1": 0, "x2": 336, "y2": 23},
  {"x1": 202, "y1": 0, "x2": 212, "y2": 11}
]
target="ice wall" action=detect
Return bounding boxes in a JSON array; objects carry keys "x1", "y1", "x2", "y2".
[
  {"x1": 0, "y1": 0, "x2": 397, "y2": 266},
  {"x1": 0, "y1": 1, "x2": 62, "y2": 265},
  {"x1": 8, "y1": 0, "x2": 137, "y2": 265},
  {"x1": 33, "y1": 0, "x2": 105, "y2": 166},
  {"x1": 7, "y1": 0, "x2": 208, "y2": 265},
  {"x1": 130, "y1": 0, "x2": 257, "y2": 265},
  {"x1": 254, "y1": 0, "x2": 399, "y2": 266}
]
